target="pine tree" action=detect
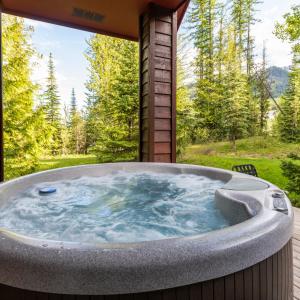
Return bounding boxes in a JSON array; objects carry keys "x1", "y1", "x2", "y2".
[
  {"x1": 43, "y1": 53, "x2": 62, "y2": 155},
  {"x1": 275, "y1": 5, "x2": 300, "y2": 142},
  {"x1": 222, "y1": 26, "x2": 249, "y2": 149},
  {"x1": 3, "y1": 15, "x2": 50, "y2": 178},
  {"x1": 256, "y1": 42, "x2": 270, "y2": 134},
  {"x1": 277, "y1": 53, "x2": 300, "y2": 142},
  {"x1": 85, "y1": 35, "x2": 139, "y2": 162},
  {"x1": 231, "y1": 0, "x2": 259, "y2": 74},
  {"x1": 70, "y1": 88, "x2": 77, "y2": 118},
  {"x1": 216, "y1": 4, "x2": 225, "y2": 81},
  {"x1": 245, "y1": 0, "x2": 258, "y2": 77},
  {"x1": 231, "y1": 0, "x2": 247, "y2": 69},
  {"x1": 244, "y1": 0, "x2": 260, "y2": 137},
  {"x1": 189, "y1": 0, "x2": 228, "y2": 140},
  {"x1": 189, "y1": 0, "x2": 216, "y2": 81},
  {"x1": 176, "y1": 37, "x2": 197, "y2": 155},
  {"x1": 68, "y1": 89, "x2": 86, "y2": 154},
  {"x1": 61, "y1": 104, "x2": 71, "y2": 155},
  {"x1": 85, "y1": 35, "x2": 121, "y2": 153}
]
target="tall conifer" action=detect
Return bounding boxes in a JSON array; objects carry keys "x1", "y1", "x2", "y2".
[
  {"x1": 43, "y1": 53, "x2": 62, "y2": 154},
  {"x1": 3, "y1": 16, "x2": 49, "y2": 178}
]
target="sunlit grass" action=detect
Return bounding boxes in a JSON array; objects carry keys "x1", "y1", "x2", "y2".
[
  {"x1": 36, "y1": 137, "x2": 300, "y2": 206},
  {"x1": 179, "y1": 137, "x2": 300, "y2": 206},
  {"x1": 37, "y1": 154, "x2": 97, "y2": 172},
  {"x1": 185, "y1": 136, "x2": 300, "y2": 159}
]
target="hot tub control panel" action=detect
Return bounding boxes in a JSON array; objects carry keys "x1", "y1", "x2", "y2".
[{"x1": 271, "y1": 191, "x2": 288, "y2": 214}]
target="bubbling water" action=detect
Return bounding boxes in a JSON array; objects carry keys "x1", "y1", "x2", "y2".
[{"x1": 0, "y1": 171, "x2": 229, "y2": 243}]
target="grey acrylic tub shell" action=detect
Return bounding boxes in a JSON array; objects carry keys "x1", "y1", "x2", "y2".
[{"x1": 0, "y1": 163, "x2": 294, "y2": 295}]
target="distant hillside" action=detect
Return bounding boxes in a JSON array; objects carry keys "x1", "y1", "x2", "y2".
[
  {"x1": 185, "y1": 66, "x2": 289, "y2": 99},
  {"x1": 268, "y1": 66, "x2": 289, "y2": 98}
]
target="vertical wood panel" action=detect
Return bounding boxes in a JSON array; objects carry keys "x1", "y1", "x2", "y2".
[
  {"x1": 176, "y1": 285, "x2": 189, "y2": 300},
  {"x1": 1, "y1": 283, "x2": 24, "y2": 300},
  {"x1": 260, "y1": 259, "x2": 267, "y2": 300},
  {"x1": 75, "y1": 296, "x2": 90, "y2": 300},
  {"x1": 170, "y1": 10, "x2": 177, "y2": 163},
  {"x1": 148, "y1": 12, "x2": 155, "y2": 162},
  {"x1": 243, "y1": 268, "x2": 252, "y2": 300},
  {"x1": 61, "y1": 295, "x2": 74, "y2": 300},
  {"x1": 273, "y1": 252, "x2": 278, "y2": 300},
  {"x1": 36, "y1": 292, "x2": 49, "y2": 300},
  {"x1": 134, "y1": 293, "x2": 148, "y2": 300},
  {"x1": 278, "y1": 243, "x2": 283, "y2": 300},
  {"x1": 190, "y1": 284, "x2": 202, "y2": 300},
  {"x1": 147, "y1": 291, "x2": 162, "y2": 300},
  {"x1": 161, "y1": 288, "x2": 176, "y2": 300},
  {"x1": 235, "y1": 271, "x2": 244, "y2": 300},
  {"x1": 213, "y1": 277, "x2": 225, "y2": 300},
  {"x1": 282, "y1": 242, "x2": 287, "y2": 300},
  {"x1": 49, "y1": 294, "x2": 62, "y2": 300},
  {"x1": 288, "y1": 242, "x2": 292, "y2": 299},
  {"x1": 252, "y1": 264, "x2": 260, "y2": 300},
  {"x1": 225, "y1": 274, "x2": 235, "y2": 300},
  {"x1": 122, "y1": 295, "x2": 134, "y2": 300},
  {"x1": 138, "y1": 14, "x2": 144, "y2": 162},
  {"x1": 202, "y1": 281, "x2": 213, "y2": 300},
  {"x1": 267, "y1": 256, "x2": 273, "y2": 300}
]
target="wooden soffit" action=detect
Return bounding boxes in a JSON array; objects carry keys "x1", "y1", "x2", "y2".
[{"x1": 0, "y1": 0, "x2": 190, "y2": 40}]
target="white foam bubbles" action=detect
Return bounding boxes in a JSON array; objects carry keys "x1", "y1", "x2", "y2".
[{"x1": 0, "y1": 171, "x2": 228, "y2": 243}]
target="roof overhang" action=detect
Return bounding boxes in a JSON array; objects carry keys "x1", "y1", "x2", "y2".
[{"x1": 0, "y1": 0, "x2": 190, "y2": 41}]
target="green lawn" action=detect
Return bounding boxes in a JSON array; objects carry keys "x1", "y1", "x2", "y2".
[
  {"x1": 179, "y1": 136, "x2": 300, "y2": 205},
  {"x1": 180, "y1": 154, "x2": 287, "y2": 189},
  {"x1": 36, "y1": 136, "x2": 300, "y2": 205},
  {"x1": 181, "y1": 136, "x2": 300, "y2": 159},
  {"x1": 37, "y1": 154, "x2": 98, "y2": 172}
]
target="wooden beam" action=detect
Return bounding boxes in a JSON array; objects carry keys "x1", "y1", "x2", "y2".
[{"x1": 139, "y1": 4, "x2": 177, "y2": 163}]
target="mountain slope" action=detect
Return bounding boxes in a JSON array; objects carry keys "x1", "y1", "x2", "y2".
[{"x1": 268, "y1": 66, "x2": 289, "y2": 98}]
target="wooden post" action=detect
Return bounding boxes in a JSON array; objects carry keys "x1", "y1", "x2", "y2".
[
  {"x1": 0, "y1": 12, "x2": 4, "y2": 181},
  {"x1": 139, "y1": 4, "x2": 177, "y2": 163}
]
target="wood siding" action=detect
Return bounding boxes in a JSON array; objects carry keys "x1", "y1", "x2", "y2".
[
  {"x1": 0, "y1": 240, "x2": 293, "y2": 299},
  {"x1": 139, "y1": 5, "x2": 177, "y2": 163}
]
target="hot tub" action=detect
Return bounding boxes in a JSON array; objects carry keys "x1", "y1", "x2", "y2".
[{"x1": 0, "y1": 163, "x2": 293, "y2": 299}]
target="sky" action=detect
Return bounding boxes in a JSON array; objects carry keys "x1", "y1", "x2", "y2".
[
  {"x1": 251, "y1": 0, "x2": 298, "y2": 67},
  {"x1": 23, "y1": 0, "x2": 298, "y2": 109},
  {"x1": 25, "y1": 20, "x2": 91, "y2": 109}
]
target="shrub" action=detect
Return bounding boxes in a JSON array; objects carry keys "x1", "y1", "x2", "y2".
[
  {"x1": 287, "y1": 152, "x2": 300, "y2": 160},
  {"x1": 281, "y1": 160, "x2": 300, "y2": 195}
]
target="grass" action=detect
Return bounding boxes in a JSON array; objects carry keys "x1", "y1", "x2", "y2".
[
  {"x1": 179, "y1": 136, "x2": 300, "y2": 205},
  {"x1": 36, "y1": 136, "x2": 300, "y2": 205},
  {"x1": 37, "y1": 154, "x2": 98, "y2": 172},
  {"x1": 182, "y1": 136, "x2": 300, "y2": 159},
  {"x1": 180, "y1": 155, "x2": 288, "y2": 189}
]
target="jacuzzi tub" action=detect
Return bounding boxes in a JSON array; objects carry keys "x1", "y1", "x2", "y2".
[{"x1": 0, "y1": 163, "x2": 293, "y2": 299}]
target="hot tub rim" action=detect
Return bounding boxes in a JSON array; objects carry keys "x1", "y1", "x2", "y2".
[{"x1": 0, "y1": 162, "x2": 294, "y2": 295}]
